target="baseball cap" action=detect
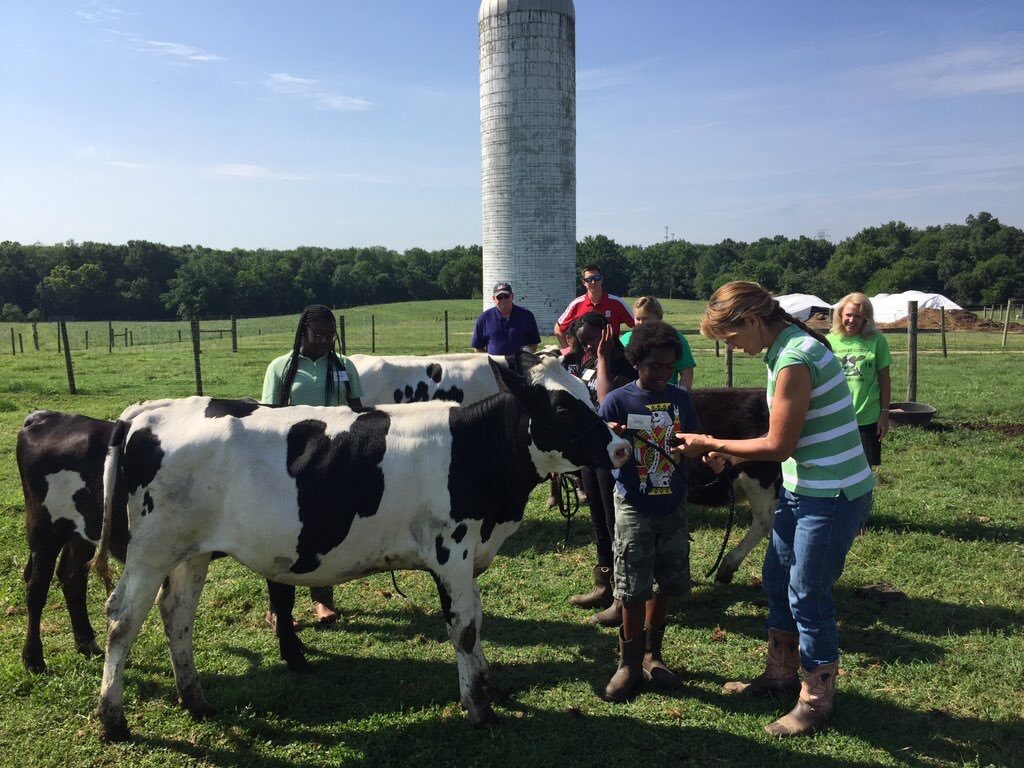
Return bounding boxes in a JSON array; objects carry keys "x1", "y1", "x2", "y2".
[{"x1": 492, "y1": 282, "x2": 513, "y2": 297}]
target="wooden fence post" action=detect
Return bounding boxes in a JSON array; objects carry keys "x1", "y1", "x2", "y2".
[
  {"x1": 715, "y1": 339, "x2": 720, "y2": 357},
  {"x1": 231, "y1": 316, "x2": 237, "y2": 352},
  {"x1": 57, "y1": 323, "x2": 62, "y2": 353},
  {"x1": 725, "y1": 346, "x2": 733, "y2": 387},
  {"x1": 19, "y1": 333, "x2": 24, "y2": 353},
  {"x1": 339, "y1": 315, "x2": 346, "y2": 355},
  {"x1": 178, "y1": 329, "x2": 182, "y2": 343},
  {"x1": 371, "y1": 314, "x2": 376, "y2": 354},
  {"x1": 444, "y1": 310, "x2": 449, "y2": 353},
  {"x1": 60, "y1": 321, "x2": 76, "y2": 395},
  {"x1": 1002, "y1": 298, "x2": 1012, "y2": 348},
  {"x1": 129, "y1": 330, "x2": 133, "y2": 346},
  {"x1": 940, "y1": 307, "x2": 947, "y2": 358},
  {"x1": 32, "y1": 322, "x2": 39, "y2": 351},
  {"x1": 85, "y1": 329, "x2": 89, "y2": 350},
  {"x1": 907, "y1": 301, "x2": 918, "y2": 402},
  {"x1": 190, "y1": 317, "x2": 203, "y2": 396},
  {"x1": 9, "y1": 327, "x2": 14, "y2": 356},
  {"x1": 108, "y1": 321, "x2": 113, "y2": 353}
]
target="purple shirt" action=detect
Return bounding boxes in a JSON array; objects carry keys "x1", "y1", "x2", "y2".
[{"x1": 471, "y1": 304, "x2": 541, "y2": 355}]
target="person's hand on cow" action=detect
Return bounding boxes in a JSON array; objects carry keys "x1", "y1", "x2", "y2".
[{"x1": 702, "y1": 451, "x2": 728, "y2": 474}]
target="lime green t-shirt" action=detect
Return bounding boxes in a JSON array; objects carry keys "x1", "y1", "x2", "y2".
[
  {"x1": 261, "y1": 352, "x2": 364, "y2": 406},
  {"x1": 825, "y1": 331, "x2": 892, "y2": 426},
  {"x1": 619, "y1": 329, "x2": 696, "y2": 386}
]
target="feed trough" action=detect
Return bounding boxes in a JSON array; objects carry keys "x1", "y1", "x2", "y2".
[{"x1": 889, "y1": 401, "x2": 937, "y2": 427}]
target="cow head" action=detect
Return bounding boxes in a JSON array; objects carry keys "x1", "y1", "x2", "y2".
[{"x1": 490, "y1": 351, "x2": 630, "y2": 475}]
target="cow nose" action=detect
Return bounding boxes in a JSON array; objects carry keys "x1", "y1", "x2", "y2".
[{"x1": 611, "y1": 439, "x2": 631, "y2": 467}]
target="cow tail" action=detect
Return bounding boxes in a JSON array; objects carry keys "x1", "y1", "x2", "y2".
[{"x1": 90, "y1": 419, "x2": 128, "y2": 594}]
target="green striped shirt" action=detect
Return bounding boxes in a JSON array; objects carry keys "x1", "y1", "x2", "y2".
[
  {"x1": 261, "y1": 353, "x2": 363, "y2": 406},
  {"x1": 765, "y1": 325, "x2": 875, "y2": 500}
]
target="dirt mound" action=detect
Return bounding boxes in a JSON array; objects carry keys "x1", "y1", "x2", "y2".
[
  {"x1": 805, "y1": 310, "x2": 831, "y2": 330},
  {"x1": 877, "y1": 308, "x2": 1024, "y2": 332}
]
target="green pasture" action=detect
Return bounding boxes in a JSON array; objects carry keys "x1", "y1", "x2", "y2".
[{"x1": 0, "y1": 301, "x2": 1021, "y2": 767}]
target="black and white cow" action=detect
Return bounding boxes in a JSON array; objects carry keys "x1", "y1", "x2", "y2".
[
  {"x1": 348, "y1": 353, "x2": 503, "y2": 405},
  {"x1": 93, "y1": 352, "x2": 630, "y2": 741},
  {"x1": 687, "y1": 388, "x2": 781, "y2": 584},
  {"x1": 16, "y1": 411, "x2": 129, "y2": 672}
]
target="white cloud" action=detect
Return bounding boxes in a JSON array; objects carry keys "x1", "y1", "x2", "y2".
[
  {"x1": 855, "y1": 36, "x2": 1024, "y2": 98},
  {"x1": 76, "y1": 146, "x2": 99, "y2": 158},
  {"x1": 578, "y1": 57, "x2": 668, "y2": 92},
  {"x1": 73, "y1": 2, "x2": 123, "y2": 22},
  {"x1": 107, "y1": 160, "x2": 149, "y2": 170},
  {"x1": 211, "y1": 163, "x2": 312, "y2": 182},
  {"x1": 134, "y1": 39, "x2": 223, "y2": 62},
  {"x1": 264, "y1": 72, "x2": 371, "y2": 112}
]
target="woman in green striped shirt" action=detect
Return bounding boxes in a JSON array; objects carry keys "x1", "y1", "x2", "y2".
[{"x1": 675, "y1": 281, "x2": 873, "y2": 738}]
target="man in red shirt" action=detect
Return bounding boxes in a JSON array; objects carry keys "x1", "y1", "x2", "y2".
[{"x1": 554, "y1": 264, "x2": 635, "y2": 349}]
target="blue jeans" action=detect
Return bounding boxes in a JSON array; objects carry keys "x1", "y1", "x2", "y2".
[{"x1": 762, "y1": 487, "x2": 872, "y2": 670}]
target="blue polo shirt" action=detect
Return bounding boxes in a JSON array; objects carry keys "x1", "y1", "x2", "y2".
[{"x1": 471, "y1": 304, "x2": 541, "y2": 355}]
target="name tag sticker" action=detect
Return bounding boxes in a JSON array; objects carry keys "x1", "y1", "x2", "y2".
[
  {"x1": 336, "y1": 370, "x2": 350, "y2": 382},
  {"x1": 582, "y1": 368, "x2": 596, "y2": 381},
  {"x1": 626, "y1": 413, "x2": 652, "y2": 431}
]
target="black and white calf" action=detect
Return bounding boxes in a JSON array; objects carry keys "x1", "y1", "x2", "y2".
[
  {"x1": 94, "y1": 352, "x2": 630, "y2": 741},
  {"x1": 16, "y1": 411, "x2": 129, "y2": 672},
  {"x1": 348, "y1": 353, "x2": 504, "y2": 406},
  {"x1": 686, "y1": 388, "x2": 781, "y2": 584}
]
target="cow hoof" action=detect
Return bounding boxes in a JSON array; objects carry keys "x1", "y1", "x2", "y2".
[
  {"x1": 545, "y1": 495, "x2": 557, "y2": 509},
  {"x1": 714, "y1": 567, "x2": 737, "y2": 585},
  {"x1": 468, "y1": 705, "x2": 500, "y2": 728},
  {"x1": 22, "y1": 648, "x2": 46, "y2": 674},
  {"x1": 77, "y1": 639, "x2": 104, "y2": 658},
  {"x1": 100, "y1": 715, "x2": 131, "y2": 743},
  {"x1": 184, "y1": 700, "x2": 217, "y2": 721}
]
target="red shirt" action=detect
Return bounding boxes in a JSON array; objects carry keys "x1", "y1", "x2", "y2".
[{"x1": 556, "y1": 293, "x2": 635, "y2": 335}]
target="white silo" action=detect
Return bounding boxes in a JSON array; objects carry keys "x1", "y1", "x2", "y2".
[{"x1": 479, "y1": 0, "x2": 576, "y2": 332}]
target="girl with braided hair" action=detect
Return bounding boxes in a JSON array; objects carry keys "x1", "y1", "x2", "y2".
[
  {"x1": 674, "y1": 281, "x2": 873, "y2": 737},
  {"x1": 261, "y1": 305, "x2": 364, "y2": 627}
]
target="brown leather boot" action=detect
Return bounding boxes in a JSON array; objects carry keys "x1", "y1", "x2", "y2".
[
  {"x1": 764, "y1": 661, "x2": 838, "y2": 737},
  {"x1": 569, "y1": 566, "x2": 613, "y2": 609},
  {"x1": 602, "y1": 627, "x2": 647, "y2": 702},
  {"x1": 643, "y1": 622, "x2": 680, "y2": 690},
  {"x1": 589, "y1": 598, "x2": 622, "y2": 627},
  {"x1": 723, "y1": 628, "x2": 800, "y2": 697}
]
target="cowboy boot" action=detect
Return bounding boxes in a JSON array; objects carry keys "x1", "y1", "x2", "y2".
[
  {"x1": 569, "y1": 566, "x2": 613, "y2": 609},
  {"x1": 764, "y1": 661, "x2": 838, "y2": 737},
  {"x1": 723, "y1": 628, "x2": 800, "y2": 697},
  {"x1": 643, "y1": 622, "x2": 680, "y2": 690},
  {"x1": 602, "y1": 627, "x2": 647, "y2": 702},
  {"x1": 589, "y1": 598, "x2": 623, "y2": 627}
]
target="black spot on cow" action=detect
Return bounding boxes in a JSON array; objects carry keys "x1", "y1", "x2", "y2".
[
  {"x1": 462, "y1": 550, "x2": 468, "y2": 560},
  {"x1": 431, "y1": 572, "x2": 454, "y2": 625},
  {"x1": 461, "y1": 622, "x2": 477, "y2": 654},
  {"x1": 426, "y1": 363, "x2": 443, "y2": 383},
  {"x1": 285, "y1": 411, "x2": 390, "y2": 574},
  {"x1": 393, "y1": 388, "x2": 404, "y2": 404},
  {"x1": 142, "y1": 491, "x2": 155, "y2": 516},
  {"x1": 452, "y1": 523, "x2": 467, "y2": 543},
  {"x1": 203, "y1": 399, "x2": 261, "y2": 419},
  {"x1": 122, "y1": 427, "x2": 164, "y2": 496},
  {"x1": 432, "y1": 386, "x2": 465, "y2": 404},
  {"x1": 435, "y1": 535, "x2": 450, "y2": 565}
]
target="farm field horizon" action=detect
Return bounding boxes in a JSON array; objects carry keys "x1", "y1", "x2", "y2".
[{"x1": 0, "y1": 299, "x2": 1021, "y2": 767}]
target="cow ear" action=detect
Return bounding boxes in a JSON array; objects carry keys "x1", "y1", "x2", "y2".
[
  {"x1": 505, "y1": 349, "x2": 543, "y2": 378},
  {"x1": 489, "y1": 357, "x2": 528, "y2": 397}
]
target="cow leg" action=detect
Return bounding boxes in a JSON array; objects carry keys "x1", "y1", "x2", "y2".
[
  {"x1": 432, "y1": 568, "x2": 495, "y2": 726},
  {"x1": 57, "y1": 538, "x2": 103, "y2": 658},
  {"x1": 267, "y1": 581, "x2": 311, "y2": 674},
  {"x1": 716, "y1": 483, "x2": 776, "y2": 585},
  {"x1": 158, "y1": 553, "x2": 215, "y2": 719},
  {"x1": 98, "y1": 553, "x2": 174, "y2": 742},
  {"x1": 22, "y1": 542, "x2": 60, "y2": 673}
]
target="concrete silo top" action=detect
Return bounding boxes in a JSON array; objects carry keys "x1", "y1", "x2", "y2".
[{"x1": 479, "y1": 0, "x2": 575, "y2": 21}]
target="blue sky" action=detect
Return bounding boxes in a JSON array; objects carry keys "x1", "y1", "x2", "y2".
[{"x1": 2, "y1": 1, "x2": 1022, "y2": 250}]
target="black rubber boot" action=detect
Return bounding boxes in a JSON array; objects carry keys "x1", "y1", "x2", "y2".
[
  {"x1": 602, "y1": 627, "x2": 647, "y2": 702},
  {"x1": 569, "y1": 566, "x2": 614, "y2": 609}
]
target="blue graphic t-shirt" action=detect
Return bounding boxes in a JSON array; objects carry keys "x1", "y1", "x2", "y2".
[{"x1": 599, "y1": 382, "x2": 701, "y2": 516}]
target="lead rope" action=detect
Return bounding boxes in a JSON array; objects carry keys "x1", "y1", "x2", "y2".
[{"x1": 555, "y1": 472, "x2": 581, "y2": 547}]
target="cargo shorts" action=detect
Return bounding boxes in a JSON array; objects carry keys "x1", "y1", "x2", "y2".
[{"x1": 612, "y1": 491, "x2": 691, "y2": 603}]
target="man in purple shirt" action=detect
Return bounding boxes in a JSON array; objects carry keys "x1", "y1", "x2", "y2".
[{"x1": 472, "y1": 282, "x2": 541, "y2": 355}]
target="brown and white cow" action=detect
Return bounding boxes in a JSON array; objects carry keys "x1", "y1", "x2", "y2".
[{"x1": 93, "y1": 352, "x2": 630, "y2": 741}]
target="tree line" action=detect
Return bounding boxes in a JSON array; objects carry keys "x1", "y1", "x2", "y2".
[{"x1": 1, "y1": 212, "x2": 1020, "y2": 322}]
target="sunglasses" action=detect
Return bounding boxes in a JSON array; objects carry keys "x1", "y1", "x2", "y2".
[
  {"x1": 583, "y1": 274, "x2": 602, "y2": 284},
  {"x1": 494, "y1": 293, "x2": 511, "y2": 300}
]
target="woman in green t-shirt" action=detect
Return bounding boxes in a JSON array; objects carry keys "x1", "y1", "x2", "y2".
[{"x1": 826, "y1": 293, "x2": 891, "y2": 466}]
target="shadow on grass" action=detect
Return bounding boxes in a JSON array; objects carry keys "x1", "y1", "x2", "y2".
[
  {"x1": 863, "y1": 511, "x2": 1023, "y2": 544},
  {"x1": 678, "y1": 581, "x2": 1024, "y2": 666}
]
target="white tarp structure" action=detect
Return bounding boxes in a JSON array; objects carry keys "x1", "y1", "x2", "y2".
[
  {"x1": 776, "y1": 293, "x2": 832, "y2": 321},
  {"x1": 867, "y1": 291, "x2": 963, "y2": 323}
]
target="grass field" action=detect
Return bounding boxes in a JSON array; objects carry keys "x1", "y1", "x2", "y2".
[{"x1": 1, "y1": 300, "x2": 1022, "y2": 767}]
